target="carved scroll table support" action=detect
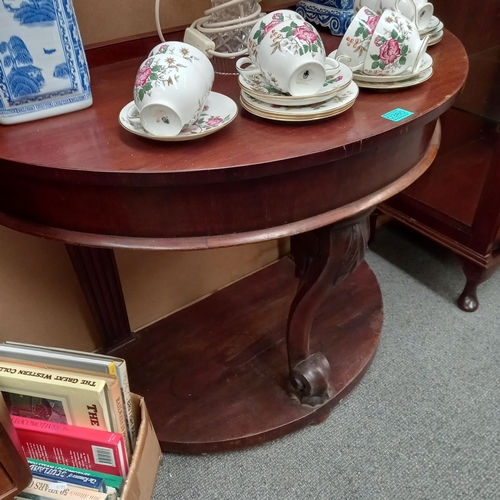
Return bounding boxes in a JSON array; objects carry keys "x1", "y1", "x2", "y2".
[{"x1": 287, "y1": 212, "x2": 371, "y2": 406}]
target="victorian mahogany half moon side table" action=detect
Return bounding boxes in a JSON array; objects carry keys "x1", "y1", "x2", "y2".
[{"x1": 0, "y1": 30, "x2": 468, "y2": 453}]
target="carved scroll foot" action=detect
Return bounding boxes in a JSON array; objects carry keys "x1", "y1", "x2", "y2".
[
  {"x1": 290, "y1": 352, "x2": 332, "y2": 406},
  {"x1": 286, "y1": 211, "x2": 371, "y2": 406}
]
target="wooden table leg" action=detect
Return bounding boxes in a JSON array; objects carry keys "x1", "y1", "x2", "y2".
[
  {"x1": 288, "y1": 212, "x2": 370, "y2": 406},
  {"x1": 456, "y1": 257, "x2": 498, "y2": 312},
  {"x1": 116, "y1": 211, "x2": 381, "y2": 453},
  {"x1": 65, "y1": 245, "x2": 135, "y2": 353}
]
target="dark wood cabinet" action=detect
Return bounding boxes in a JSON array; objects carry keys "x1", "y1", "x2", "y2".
[{"x1": 375, "y1": 0, "x2": 500, "y2": 312}]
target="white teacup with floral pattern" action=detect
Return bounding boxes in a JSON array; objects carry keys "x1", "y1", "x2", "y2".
[
  {"x1": 148, "y1": 41, "x2": 215, "y2": 88},
  {"x1": 130, "y1": 53, "x2": 211, "y2": 136},
  {"x1": 237, "y1": 10, "x2": 338, "y2": 96},
  {"x1": 354, "y1": 0, "x2": 433, "y2": 31},
  {"x1": 353, "y1": 0, "x2": 383, "y2": 14},
  {"x1": 363, "y1": 9, "x2": 429, "y2": 76},
  {"x1": 335, "y1": 6, "x2": 381, "y2": 72},
  {"x1": 410, "y1": 0, "x2": 434, "y2": 30}
]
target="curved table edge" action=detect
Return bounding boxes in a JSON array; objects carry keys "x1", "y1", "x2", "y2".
[{"x1": 0, "y1": 119, "x2": 441, "y2": 250}]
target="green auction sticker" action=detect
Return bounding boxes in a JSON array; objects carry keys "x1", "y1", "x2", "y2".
[{"x1": 381, "y1": 108, "x2": 414, "y2": 122}]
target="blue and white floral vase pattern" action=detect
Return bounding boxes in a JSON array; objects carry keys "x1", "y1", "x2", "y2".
[
  {"x1": 296, "y1": 0, "x2": 354, "y2": 36},
  {"x1": 0, "y1": 0, "x2": 92, "y2": 125}
]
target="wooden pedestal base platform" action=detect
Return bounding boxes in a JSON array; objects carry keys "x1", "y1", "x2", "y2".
[{"x1": 118, "y1": 257, "x2": 383, "y2": 454}]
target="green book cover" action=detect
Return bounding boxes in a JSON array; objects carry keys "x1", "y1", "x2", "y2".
[{"x1": 27, "y1": 459, "x2": 124, "y2": 496}]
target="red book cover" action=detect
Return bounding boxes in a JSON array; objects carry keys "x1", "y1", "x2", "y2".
[{"x1": 11, "y1": 415, "x2": 129, "y2": 477}]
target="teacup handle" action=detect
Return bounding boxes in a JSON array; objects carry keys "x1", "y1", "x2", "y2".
[
  {"x1": 236, "y1": 57, "x2": 262, "y2": 76},
  {"x1": 325, "y1": 57, "x2": 341, "y2": 77},
  {"x1": 334, "y1": 54, "x2": 364, "y2": 73},
  {"x1": 408, "y1": 34, "x2": 429, "y2": 75},
  {"x1": 127, "y1": 104, "x2": 141, "y2": 121},
  {"x1": 395, "y1": 0, "x2": 418, "y2": 21}
]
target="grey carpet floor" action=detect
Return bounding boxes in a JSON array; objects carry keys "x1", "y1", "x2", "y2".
[{"x1": 151, "y1": 221, "x2": 499, "y2": 500}]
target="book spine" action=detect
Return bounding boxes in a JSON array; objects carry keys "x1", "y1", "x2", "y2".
[
  {"x1": 105, "y1": 378, "x2": 132, "y2": 463},
  {"x1": 0, "y1": 344, "x2": 136, "y2": 453},
  {"x1": 26, "y1": 459, "x2": 124, "y2": 495},
  {"x1": 13, "y1": 416, "x2": 129, "y2": 477},
  {"x1": 22, "y1": 477, "x2": 108, "y2": 499},
  {"x1": 16, "y1": 495, "x2": 52, "y2": 500},
  {"x1": 114, "y1": 360, "x2": 137, "y2": 453},
  {"x1": 29, "y1": 463, "x2": 107, "y2": 492}
]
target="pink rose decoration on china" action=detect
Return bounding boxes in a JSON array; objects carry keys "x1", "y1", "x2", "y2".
[
  {"x1": 294, "y1": 25, "x2": 318, "y2": 44},
  {"x1": 378, "y1": 39, "x2": 401, "y2": 65},
  {"x1": 206, "y1": 117, "x2": 223, "y2": 127},
  {"x1": 263, "y1": 13, "x2": 285, "y2": 36},
  {"x1": 365, "y1": 15, "x2": 380, "y2": 34},
  {"x1": 374, "y1": 36, "x2": 384, "y2": 47},
  {"x1": 135, "y1": 66, "x2": 152, "y2": 87}
]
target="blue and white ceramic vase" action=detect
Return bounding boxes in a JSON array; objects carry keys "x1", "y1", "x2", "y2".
[
  {"x1": 296, "y1": 0, "x2": 354, "y2": 36},
  {"x1": 0, "y1": 0, "x2": 92, "y2": 125}
]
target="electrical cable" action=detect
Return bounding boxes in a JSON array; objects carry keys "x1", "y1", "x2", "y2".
[{"x1": 155, "y1": 0, "x2": 263, "y2": 58}]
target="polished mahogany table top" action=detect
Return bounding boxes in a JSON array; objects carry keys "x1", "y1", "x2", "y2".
[{"x1": 0, "y1": 30, "x2": 467, "y2": 251}]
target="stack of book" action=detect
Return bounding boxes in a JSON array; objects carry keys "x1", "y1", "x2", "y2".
[{"x1": 0, "y1": 342, "x2": 137, "y2": 500}]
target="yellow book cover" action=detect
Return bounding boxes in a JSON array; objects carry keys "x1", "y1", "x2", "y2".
[
  {"x1": 0, "y1": 359, "x2": 111, "y2": 432},
  {"x1": 0, "y1": 357, "x2": 131, "y2": 463},
  {"x1": 2, "y1": 342, "x2": 137, "y2": 453}
]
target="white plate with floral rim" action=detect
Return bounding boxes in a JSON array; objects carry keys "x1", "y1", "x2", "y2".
[
  {"x1": 419, "y1": 15, "x2": 441, "y2": 35},
  {"x1": 240, "y1": 95, "x2": 356, "y2": 121},
  {"x1": 238, "y1": 63, "x2": 353, "y2": 107},
  {"x1": 352, "y1": 53, "x2": 433, "y2": 83},
  {"x1": 240, "y1": 97, "x2": 356, "y2": 122},
  {"x1": 427, "y1": 29, "x2": 444, "y2": 47},
  {"x1": 354, "y1": 66, "x2": 433, "y2": 89},
  {"x1": 421, "y1": 20, "x2": 444, "y2": 37},
  {"x1": 119, "y1": 92, "x2": 237, "y2": 141},
  {"x1": 240, "y1": 81, "x2": 359, "y2": 121}
]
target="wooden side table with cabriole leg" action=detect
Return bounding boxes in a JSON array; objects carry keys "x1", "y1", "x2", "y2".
[{"x1": 0, "y1": 29, "x2": 468, "y2": 454}]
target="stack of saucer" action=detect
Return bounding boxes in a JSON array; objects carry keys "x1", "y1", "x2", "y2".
[
  {"x1": 419, "y1": 15, "x2": 444, "y2": 46},
  {"x1": 238, "y1": 62, "x2": 359, "y2": 122},
  {"x1": 351, "y1": 52, "x2": 434, "y2": 89}
]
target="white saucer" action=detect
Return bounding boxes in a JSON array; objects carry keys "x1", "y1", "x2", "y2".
[
  {"x1": 119, "y1": 92, "x2": 238, "y2": 141},
  {"x1": 427, "y1": 29, "x2": 444, "y2": 46},
  {"x1": 354, "y1": 67, "x2": 433, "y2": 89},
  {"x1": 352, "y1": 53, "x2": 433, "y2": 83},
  {"x1": 238, "y1": 62, "x2": 353, "y2": 107},
  {"x1": 240, "y1": 81, "x2": 359, "y2": 121},
  {"x1": 419, "y1": 15, "x2": 441, "y2": 35}
]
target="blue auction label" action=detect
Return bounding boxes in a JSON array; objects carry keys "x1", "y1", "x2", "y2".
[{"x1": 381, "y1": 108, "x2": 414, "y2": 122}]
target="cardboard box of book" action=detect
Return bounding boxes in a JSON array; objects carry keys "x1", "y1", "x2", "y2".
[{"x1": 121, "y1": 393, "x2": 162, "y2": 500}]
